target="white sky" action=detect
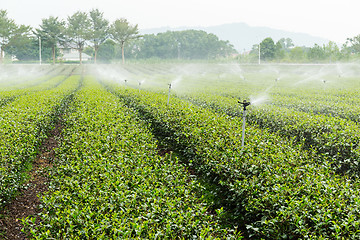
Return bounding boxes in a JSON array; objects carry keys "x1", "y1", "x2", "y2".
[{"x1": 1, "y1": 0, "x2": 358, "y2": 44}]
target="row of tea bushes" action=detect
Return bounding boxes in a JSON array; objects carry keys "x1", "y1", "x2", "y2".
[
  {"x1": 104, "y1": 82, "x2": 360, "y2": 239},
  {"x1": 0, "y1": 74, "x2": 72, "y2": 108},
  {"x1": 181, "y1": 92, "x2": 360, "y2": 175},
  {"x1": 0, "y1": 75, "x2": 81, "y2": 209},
  {"x1": 28, "y1": 77, "x2": 238, "y2": 239}
]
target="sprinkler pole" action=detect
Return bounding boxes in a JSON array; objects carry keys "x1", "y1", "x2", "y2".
[
  {"x1": 239, "y1": 100, "x2": 251, "y2": 150},
  {"x1": 167, "y1": 83, "x2": 172, "y2": 105},
  {"x1": 138, "y1": 81, "x2": 141, "y2": 93},
  {"x1": 124, "y1": 79, "x2": 127, "y2": 87}
]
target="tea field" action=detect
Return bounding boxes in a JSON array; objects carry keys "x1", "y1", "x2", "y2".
[{"x1": 1, "y1": 63, "x2": 360, "y2": 239}]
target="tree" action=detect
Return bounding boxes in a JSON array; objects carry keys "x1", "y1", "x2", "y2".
[
  {"x1": 66, "y1": 11, "x2": 91, "y2": 64},
  {"x1": 290, "y1": 46, "x2": 305, "y2": 61},
  {"x1": 275, "y1": 39, "x2": 286, "y2": 60},
  {"x1": 260, "y1": 37, "x2": 276, "y2": 61},
  {"x1": 35, "y1": 16, "x2": 65, "y2": 64},
  {"x1": 323, "y1": 41, "x2": 341, "y2": 62},
  {"x1": 97, "y1": 39, "x2": 116, "y2": 62},
  {"x1": 345, "y1": 35, "x2": 360, "y2": 54},
  {"x1": 0, "y1": 10, "x2": 17, "y2": 63},
  {"x1": 6, "y1": 24, "x2": 35, "y2": 61},
  {"x1": 307, "y1": 44, "x2": 325, "y2": 61},
  {"x1": 89, "y1": 9, "x2": 109, "y2": 63},
  {"x1": 110, "y1": 18, "x2": 140, "y2": 64},
  {"x1": 125, "y1": 30, "x2": 237, "y2": 60}
]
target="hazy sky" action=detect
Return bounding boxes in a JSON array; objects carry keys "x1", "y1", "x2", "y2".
[{"x1": 1, "y1": 0, "x2": 358, "y2": 44}]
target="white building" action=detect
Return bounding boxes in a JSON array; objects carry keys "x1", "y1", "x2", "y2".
[{"x1": 59, "y1": 47, "x2": 92, "y2": 62}]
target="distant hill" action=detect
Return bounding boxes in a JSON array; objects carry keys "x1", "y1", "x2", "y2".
[{"x1": 140, "y1": 22, "x2": 329, "y2": 52}]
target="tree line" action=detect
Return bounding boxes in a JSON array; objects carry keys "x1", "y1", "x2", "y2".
[
  {"x1": 0, "y1": 9, "x2": 237, "y2": 64},
  {"x1": 0, "y1": 9, "x2": 140, "y2": 64},
  {"x1": 2, "y1": 8, "x2": 360, "y2": 64},
  {"x1": 239, "y1": 36, "x2": 360, "y2": 63}
]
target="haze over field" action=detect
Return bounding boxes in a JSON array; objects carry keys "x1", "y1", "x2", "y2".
[{"x1": 2, "y1": 0, "x2": 359, "y2": 45}]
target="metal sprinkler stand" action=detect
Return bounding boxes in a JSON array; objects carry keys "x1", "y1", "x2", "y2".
[
  {"x1": 239, "y1": 100, "x2": 251, "y2": 150},
  {"x1": 167, "y1": 83, "x2": 172, "y2": 105}
]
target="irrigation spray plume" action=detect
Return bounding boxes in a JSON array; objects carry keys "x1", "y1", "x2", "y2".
[
  {"x1": 167, "y1": 83, "x2": 172, "y2": 105},
  {"x1": 239, "y1": 99, "x2": 251, "y2": 150}
]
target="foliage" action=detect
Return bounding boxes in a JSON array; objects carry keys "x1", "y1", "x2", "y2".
[
  {"x1": 26, "y1": 77, "x2": 239, "y2": 239},
  {"x1": 97, "y1": 39, "x2": 116, "y2": 62},
  {"x1": 0, "y1": 72, "x2": 80, "y2": 209},
  {"x1": 88, "y1": 9, "x2": 109, "y2": 63},
  {"x1": 110, "y1": 18, "x2": 140, "y2": 63},
  {"x1": 260, "y1": 37, "x2": 276, "y2": 60},
  {"x1": 35, "y1": 16, "x2": 65, "y2": 64},
  {"x1": 126, "y1": 30, "x2": 237, "y2": 60},
  {"x1": 66, "y1": 11, "x2": 91, "y2": 64},
  {"x1": 101, "y1": 78, "x2": 360, "y2": 239},
  {"x1": 0, "y1": 10, "x2": 18, "y2": 63},
  {"x1": 345, "y1": 35, "x2": 360, "y2": 54}
]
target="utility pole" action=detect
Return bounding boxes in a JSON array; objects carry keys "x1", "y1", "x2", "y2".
[
  {"x1": 177, "y1": 42, "x2": 181, "y2": 59},
  {"x1": 258, "y1": 42, "x2": 261, "y2": 65},
  {"x1": 39, "y1": 37, "x2": 42, "y2": 65}
]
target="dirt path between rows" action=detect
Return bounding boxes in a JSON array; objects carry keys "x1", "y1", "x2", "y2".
[{"x1": 0, "y1": 121, "x2": 63, "y2": 240}]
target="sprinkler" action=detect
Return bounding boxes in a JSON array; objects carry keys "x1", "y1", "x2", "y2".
[
  {"x1": 124, "y1": 79, "x2": 127, "y2": 86},
  {"x1": 322, "y1": 79, "x2": 327, "y2": 91},
  {"x1": 138, "y1": 81, "x2": 141, "y2": 93},
  {"x1": 239, "y1": 100, "x2": 251, "y2": 150},
  {"x1": 239, "y1": 99, "x2": 251, "y2": 111},
  {"x1": 167, "y1": 83, "x2": 172, "y2": 105}
]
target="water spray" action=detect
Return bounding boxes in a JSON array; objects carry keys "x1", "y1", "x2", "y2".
[
  {"x1": 239, "y1": 100, "x2": 251, "y2": 150},
  {"x1": 167, "y1": 83, "x2": 172, "y2": 105}
]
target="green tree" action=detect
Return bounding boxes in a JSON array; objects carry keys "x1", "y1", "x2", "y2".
[
  {"x1": 35, "y1": 16, "x2": 65, "y2": 64},
  {"x1": 345, "y1": 35, "x2": 360, "y2": 54},
  {"x1": 260, "y1": 37, "x2": 276, "y2": 61},
  {"x1": 6, "y1": 24, "x2": 34, "y2": 61},
  {"x1": 110, "y1": 18, "x2": 140, "y2": 64},
  {"x1": 307, "y1": 44, "x2": 325, "y2": 62},
  {"x1": 0, "y1": 10, "x2": 17, "y2": 63},
  {"x1": 89, "y1": 9, "x2": 109, "y2": 63},
  {"x1": 290, "y1": 46, "x2": 305, "y2": 61},
  {"x1": 125, "y1": 30, "x2": 237, "y2": 60},
  {"x1": 66, "y1": 11, "x2": 91, "y2": 64},
  {"x1": 275, "y1": 41, "x2": 285, "y2": 60},
  {"x1": 324, "y1": 41, "x2": 341, "y2": 62},
  {"x1": 98, "y1": 39, "x2": 116, "y2": 62},
  {"x1": 284, "y1": 38, "x2": 294, "y2": 49},
  {"x1": 6, "y1": 35, "x2": 52, "y2": 61}
]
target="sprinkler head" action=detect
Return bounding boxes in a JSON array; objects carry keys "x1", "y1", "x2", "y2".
[
  {"x1": 239, "y1": 99, "x2": 251, "y2": 111},
  {"x1": 168, "y1": 83, "x2": 172, "y2": 89}
]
